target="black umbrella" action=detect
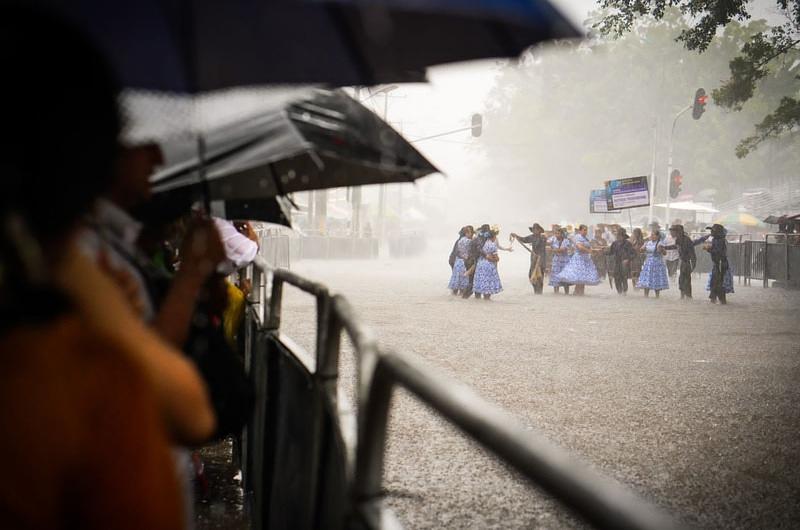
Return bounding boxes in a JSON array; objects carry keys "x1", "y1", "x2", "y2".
[
  {"x1": 31, "y1": 0, "x2": 580, "y2": 91},
  {"x1": 135, "y1": 189, "x2": 294, "y2": 227},
  {"x1": 145, "y1": 89, "x2": 438, "y2": 223}
]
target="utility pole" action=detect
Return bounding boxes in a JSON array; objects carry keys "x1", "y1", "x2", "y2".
[
  {"x1": 648, "y1": 116, "x2": 658, "y2": 226},
  {"x1": 373, "y1": 85, "x2": 397, "y2": 244},
  {"x1": 666, "y1": 104, "x2": 692, "y2": 226},
  {"x1": 351, "y1": 87, "x2": 362, "y2": 239}
]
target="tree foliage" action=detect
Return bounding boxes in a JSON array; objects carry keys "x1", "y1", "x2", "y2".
[{"x1": 594, "y1": 0, "x2": 800, "y2": 157}]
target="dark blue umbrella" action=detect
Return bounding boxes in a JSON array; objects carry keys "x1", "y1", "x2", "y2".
[{"x1": 31, "y1": 0, "x2": 580, "y2": 92}]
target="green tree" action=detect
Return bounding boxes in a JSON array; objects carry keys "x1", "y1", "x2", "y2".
[{"x1": 594, "y1": 0, "x2": 800, "y2": 157}]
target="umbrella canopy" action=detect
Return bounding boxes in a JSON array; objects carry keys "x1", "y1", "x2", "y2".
[
  {"x1": 654, "y1": 201, "x2": 719, "y2": 213},
  {"x1": 31, "y1": 0, "x2": 580, "y2": 92},
  {"x1": 147, "y1": 89, "x2": 438, "y2": 220},
  {"x1": 764, "y1": 214, "x2": 800, "y2": 224},
  {"x1": 135, "y1": 189, "x2": 294, "y2": 227},
  {"x1": 713, "y1": 212, "x2": 767, "y2": 228}
]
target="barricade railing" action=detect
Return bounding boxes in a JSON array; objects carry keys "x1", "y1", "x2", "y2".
[
  {"x1": 257, "y1": 230, "x2": 292, "y2": 270},
  {"x1": 763, "y1": 233, "x2": 800, "y2": 287},
  {"x1": 743, "y1": 240, "x2": 765, "y2": 285},
  {"x1": 241, "y1": 256, "x2": 678, "y2": 530}
]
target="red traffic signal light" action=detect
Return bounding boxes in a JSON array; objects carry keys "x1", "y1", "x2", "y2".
[{"x1": 692, "y1": 88, "x2": 707, "y2": 120}]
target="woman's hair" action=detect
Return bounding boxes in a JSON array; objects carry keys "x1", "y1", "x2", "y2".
[
  {"x1": 0, "y1": 8, "x2": 121, "y2": 244},
  {"x1": 578, "y1": 224, "x2": 587, "y2": 232},
  {"x1": 0, "y1": 7, "x2": 121, "y2": 329}
]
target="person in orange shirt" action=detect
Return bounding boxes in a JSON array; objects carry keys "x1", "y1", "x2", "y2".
[{"x1": 0, "y1": 8, "x2": 213, "y2": 528}]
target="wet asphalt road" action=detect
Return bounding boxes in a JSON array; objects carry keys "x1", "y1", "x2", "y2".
[{"x1": 279, "y1": 248, "x2": 800, "y2": 529}]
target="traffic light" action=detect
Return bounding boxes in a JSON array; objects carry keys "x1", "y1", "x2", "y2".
[
  {"x1": 692, "y1": 88, "x2": 708, "y2": 120},
  {"x1": 669, "y1": 169, "x2": 683, "y2": 198},
  {"x1": 471, "y1": 113, "x2": 483, "y2": 137}
]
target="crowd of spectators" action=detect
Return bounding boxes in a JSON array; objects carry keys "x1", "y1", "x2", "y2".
[{"x1": 0, "y1": 8, "x2": 257, "y2": 529}]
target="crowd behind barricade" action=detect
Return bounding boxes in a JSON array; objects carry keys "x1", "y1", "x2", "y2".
[
  {"x1": 448, "y1": 219, "x2": 735, "y2": 304},
  {"x1": 0, "y1": 9, "x2": 257, "y2": 530}
]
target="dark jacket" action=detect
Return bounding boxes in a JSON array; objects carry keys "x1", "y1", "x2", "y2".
[
  {"x1": 517, "y1": 233, "x2": 546, "y2": 258},
  {"x1": 607, "y1": 239, "x2": 635, "y2": 276}
]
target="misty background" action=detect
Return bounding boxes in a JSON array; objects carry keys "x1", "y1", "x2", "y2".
[
  {"x1": 122, "y1": 1, "x2": 800, "y2": 240},
  {"x1": 347, "y1": 3, "x2": 799, "y2": 239}
]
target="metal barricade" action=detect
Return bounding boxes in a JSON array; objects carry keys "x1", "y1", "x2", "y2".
[
  {"x1": 743, "y1": 240, "x2": 766, "y2": 286},
  {"x1": 763, "y1": 233, "x2": 800, "y2": 287},
  {"x1": 240, "y1": 257, "x2": 678, "y2": 530},
  {"x1": 257, "y1": 230, "x2": 292, "y2": 269}
]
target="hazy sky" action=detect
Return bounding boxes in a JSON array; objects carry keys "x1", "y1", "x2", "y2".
[{"x1": 368, "y1": 0, "x2": 788, "y2": 230}]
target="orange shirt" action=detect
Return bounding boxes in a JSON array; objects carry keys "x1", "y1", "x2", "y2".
[{"x1": 0, "y1": 315, "x2": 184, "y2": 530}]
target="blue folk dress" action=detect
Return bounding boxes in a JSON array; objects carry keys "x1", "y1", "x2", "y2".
[
  {"x1": 448, "y1": 236, "x2": 472, "y2": 291},
  {"x1": 558, "y1": 234, "x2": 601, "y2": 286},
  {"x1": 636, "y1": 239, "x2": 670, "y2": 290},
  {"x1": 548, "y1": 238, "x2": 572, "y2": 286},
  {"x1": 472, "y1": 239, "x2": 503, "y2": 295}
]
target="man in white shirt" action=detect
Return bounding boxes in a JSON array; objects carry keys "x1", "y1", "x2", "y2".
[{"x1": 663, "y1": 230, "x2": 680, "y2": 279}]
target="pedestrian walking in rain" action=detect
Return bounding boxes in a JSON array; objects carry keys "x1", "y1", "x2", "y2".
[
  {"x1": 462, "y1": 224, "x2": 490, "y2": 298},
  {"x1": 660, "y1": 225, "x2": 709, "y2": 299},
  {"x1": 511, "y1": 222, "x2": 546, "y2": 295},
  {"x1": 704, "y1": 224, "x2": 734, "y2": 304},
  {"x1": 558, "y1": 224, "x2": 601, "y2": 296},
  {"x1": 590, "y1": 228, "x2": 608, "y2": 282},
  {"x1": 548, "y1": 227, "x2": 572, "y2": 294},
  {"x1": 448, "y1": 225, "x2": 474, "y2": 296},
  {"x1": 629, "y1": 227, "x2": 645, "y2": 289},
  {"x1": 636, "y1": 229, "x2": 669, "y2": 298},
  {"x1": 663, "y1": 230, "x2": 680, "y2": 279},
  {"x1": 606, "y1": 227, "x2": 635, "y2": 295},
  {"x1": 472, "y1": 225, "x2": 512, "y2": 300}
]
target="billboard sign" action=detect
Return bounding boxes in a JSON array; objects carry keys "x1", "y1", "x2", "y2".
[
  {"x1": 605, "y1": 176, "x2": 650, "y2": 211},
  {"x1": 589, "y1": 189, "x2": 620, "y2": 214}
]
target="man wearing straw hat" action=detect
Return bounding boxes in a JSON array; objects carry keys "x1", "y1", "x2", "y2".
[{"x1": 511, "y1": 222, "x2": 547, "y2": 295}]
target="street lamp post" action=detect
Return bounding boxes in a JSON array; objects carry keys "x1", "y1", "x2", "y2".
[
  {"x1": 647, "y1": 117, "x2": 658, "y2": 227},
  {"x1": 666, "y1": 104, "x2": 692, "y2": 227},
  {"x1": 372, "y1": 86, "x2": 397, "y2": 244}
]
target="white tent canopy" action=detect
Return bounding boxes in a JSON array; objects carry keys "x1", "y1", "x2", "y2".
[{"x1": 654, "y1": 201, "x2": 719, "y2": 213}]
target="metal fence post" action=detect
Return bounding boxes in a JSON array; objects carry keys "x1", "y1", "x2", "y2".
[
  {"x1": 763, "y1": 234, "x2": 769, "y2": 288},
  {"x1": 266, "y1": 274, "x2": 284, "y2": 332},
  {"x1": 785, "y1": 235, "x2": 790, "y2": 285},
  {"x1": 353, "y1": 357, "x2": 394, "y2": 522}
]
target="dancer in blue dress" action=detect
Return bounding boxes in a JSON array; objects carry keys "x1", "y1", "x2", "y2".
[
  {"x1": 636, "y1": 230, "x2": 669, "y2": 297},
  {"x1": 548, "y1": 227, "x2": 572, "y2": 294},
  {"x1": 447, "y1": 226, "x2": 474, "y2": 296},
  {"x1": 471, "y1": 225, "x2": 512, "y2": 300},
  {"x1": 558, "y1": 225, "x2": 601, "y2": 296}
]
